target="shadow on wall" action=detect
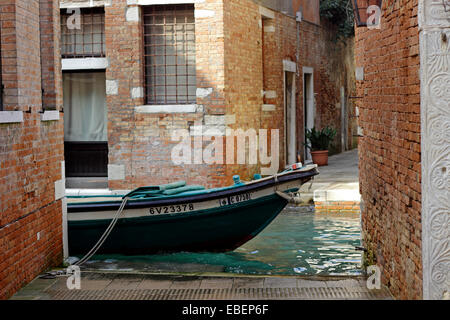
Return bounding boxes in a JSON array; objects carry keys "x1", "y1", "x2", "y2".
[
  {"x1": 316, "y1": 33, "x2": 357, "y2": 155},
  {"x1": 297, "y1": 17, "x2": 357, "y2": 158}
]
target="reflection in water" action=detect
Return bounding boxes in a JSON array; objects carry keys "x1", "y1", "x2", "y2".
[{"x1": 84, "y1": 206, "x2": 362, "y2": 276}]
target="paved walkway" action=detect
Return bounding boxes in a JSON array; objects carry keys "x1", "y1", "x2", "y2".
[
  {"x1": 11, "y1": 271, "x2": 392, "y2": 300},
  {"x1": 298, "y1": 149, "x2": 360, "y2": 205}
]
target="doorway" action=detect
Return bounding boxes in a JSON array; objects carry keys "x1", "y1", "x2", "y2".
[
  {"x1": 63, "y1": 71, "x2": 108, "y2": 184},
  {"x1": 303, "y1": 68, "x2": 314, "y2": 162},
  {"x1": 284, "y1": 71, "x2": 296, "y2": 166}
]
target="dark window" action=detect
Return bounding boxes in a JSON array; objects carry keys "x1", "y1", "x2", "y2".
[
  {"x1": 60, "y1": 7, "x2": 106, "y2": 58},
  {"x1": 64, "y1": 142, "x2": 108, "y2": 177},
  {"x1": 143, "y1": 5, "x2": 196, "y2": 105}
]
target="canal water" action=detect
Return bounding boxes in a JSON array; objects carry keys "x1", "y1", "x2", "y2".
[{"x1": 82, "y1": 205, "x2": 363, "y2": 276}]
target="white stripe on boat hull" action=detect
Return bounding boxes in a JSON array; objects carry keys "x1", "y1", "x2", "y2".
[{"x1": 68, "y1": 180, "x2": 301, "y2": 222}]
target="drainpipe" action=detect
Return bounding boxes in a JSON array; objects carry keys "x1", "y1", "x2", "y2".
[{"x1": 296, "y1": 14, "x2": 300, "y2": 76}]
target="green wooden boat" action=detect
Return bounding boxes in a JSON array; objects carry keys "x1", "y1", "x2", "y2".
[{"x1": 67, "y1": 165, "x2": 319, "y2": 255}]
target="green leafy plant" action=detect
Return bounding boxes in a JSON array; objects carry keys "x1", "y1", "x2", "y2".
[
  {"x1": 320, "y1": 0, "x2": 355, "y2": 39},
  {"x1": 305, "y1": 126, "x2": 337, "y2": 151}
]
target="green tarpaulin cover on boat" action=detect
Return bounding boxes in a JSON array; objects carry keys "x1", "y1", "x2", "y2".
[
  {"x1": 123, "y1": 181, "x2": 206, "y2": 199},
  {"x1": 162, "y1": 185, "x2": 205, "y2": 196}
]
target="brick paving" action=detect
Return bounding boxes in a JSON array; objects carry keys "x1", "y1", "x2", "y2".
[{"x1": 11, "y1": 272, "x2": 392, "y2": 300}]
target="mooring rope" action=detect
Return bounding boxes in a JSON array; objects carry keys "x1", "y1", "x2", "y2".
[
  {"x1": 74, "y1": 197, "x2": 129, "y2": 267},
  {"x1": 39, "y1": 197, "x2": 129, "y2": 279}
]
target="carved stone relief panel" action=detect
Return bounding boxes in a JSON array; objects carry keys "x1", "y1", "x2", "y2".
[{"x1": 419, "y1": 0, "x2": 450, "y2": 300}]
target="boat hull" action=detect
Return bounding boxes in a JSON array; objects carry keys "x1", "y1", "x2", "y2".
[
  {"x1": 68, "y1": 193, "x2": 288, "y2": 255},
  {"x1": 67, "y1": 166, "x2": 319, "y2": 255}
]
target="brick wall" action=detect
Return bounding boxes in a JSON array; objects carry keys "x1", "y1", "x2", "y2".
[
  {"x1": 293, "y1": 0, "x2": 320, "y2": 25},
  {"x1": 223, "y1": 0, "x2": 264, "y2": 179},
  {"x1": 105, "y1": 0, "x2": 144, "y2": 190},
  {"x1": 297, "y1": 20, "x2": 357, "y2": 157},
  {"x1": 105, "y1": 0, "x2": 297, "y2": 189},
  {"x1": 260, "y1": 10, "x2": 356, "y2": 164},
  {"x1": 39, "y1": 0, "x2": 62, "y2": 110},
  {"x1": 103, "y1": 0, "x2": 355, "y2": 190},
  {"x1": 260, "y1": 8, "x2": 299, "y2": 169},
  {"x1": 0, "y1": 0, "x2": 64, "y2": 300},
  {"x1": 105, "y1": 0, "x2": 229, "y2": 190},
  {"x1": 355, "y1": 0, "x2": 422, "y2": 299}
]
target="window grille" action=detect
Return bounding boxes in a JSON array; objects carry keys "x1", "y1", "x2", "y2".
[
  {"x1": 143, "y1": 5, "x2": 197, "y2": 105},
  {"x1": 61, "y1": 7, "x2": 106, "y2": 58}
]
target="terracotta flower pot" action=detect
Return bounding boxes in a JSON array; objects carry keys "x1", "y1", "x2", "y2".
[{"x1": 311, "y1": 150, "x2": 329, "y2": 166}]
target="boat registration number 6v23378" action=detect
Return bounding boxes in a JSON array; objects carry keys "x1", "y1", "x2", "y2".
[{"x1": 149, "y1": 204, "x2": 195, "y2": 215}]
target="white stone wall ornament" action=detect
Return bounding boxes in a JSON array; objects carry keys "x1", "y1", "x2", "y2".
[
  {"x1": 420, "y1": 0, "x2": 450, "y2": 300},
  {"x1": 429, "y1": 118, "x2": 450, "y2": 144},
  {"x1": 430, "y1": 210, "x2": 450, "y2": 240}
]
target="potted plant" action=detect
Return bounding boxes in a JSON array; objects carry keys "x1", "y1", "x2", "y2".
[{"x1": 305, "y1": 126, "x2": 337, "y2": 166}]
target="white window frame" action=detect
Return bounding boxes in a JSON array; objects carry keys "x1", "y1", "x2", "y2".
[
  {"x1": 136, "y1": 0, "x2": 198, "y2": 5},
  {"x1": 62, "y1": 57, "x2": 109, "y2": 71}
]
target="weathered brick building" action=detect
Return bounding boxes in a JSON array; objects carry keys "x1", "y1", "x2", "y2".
[
  {"x1": 0, "y1": 0, "x2": 65, "y2": 300},
  {"x1": 355, "y1": 0, "x2": 449, "y2": 299},
  {"x1": 0, "y1": 0, "x2": 357, "y2": 299},
  {"x1": 1, "y1": 0, "x2": 447, "y2": 302},
  {"x1": 60, "y1": 0, "x2": 356, "y2": 191}
]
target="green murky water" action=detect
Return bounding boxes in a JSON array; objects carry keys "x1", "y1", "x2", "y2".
[{"x1": 82, "y1": 206, "x2": 363, "y2": 276}]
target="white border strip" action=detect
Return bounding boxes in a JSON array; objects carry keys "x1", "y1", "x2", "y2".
[
  {"x1": 0, "y1": 111, "x2": 23, "y2": 124},
  {"x1": 62, "y1": 58, "x2": 109, "y2": 71},
  {"x1": 262, "y1": 104, "x2": 276, "y2": 112},
  {"x1": 259, "y1": 6, "x2": 275, "y2": 19},
  {"x1": 303, "y1": 66, "x2": 313, "y2": 74},
  {"x1": 283, "y1": 60, "x2": 296, "y2": 72},
  {"x1": 41, "y1": 110, "x2": 60, "y2": 121},
  {"x1": 68, "y1": 179, "x2": 302, "y2": 221},
  {"x1": 136, "y1": 104, "x2": 198, "y2": 114},
  {"x1": 66, "y1": 189, "x2": 129, "y2": 197},
  {"x1": 60, "y1": 0, "x2": 110, "y2": 9},
  {"x1": 136, "y1": 0, "x2": 200, "y2": 5}
]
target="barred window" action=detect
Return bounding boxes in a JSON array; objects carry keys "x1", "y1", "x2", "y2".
[
  {"x1": 60, "y1": 7, "x2": 106, "y2": 58},
  {"x1": 143, "y1": 5, "x2": 196, "y2": 105}
]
